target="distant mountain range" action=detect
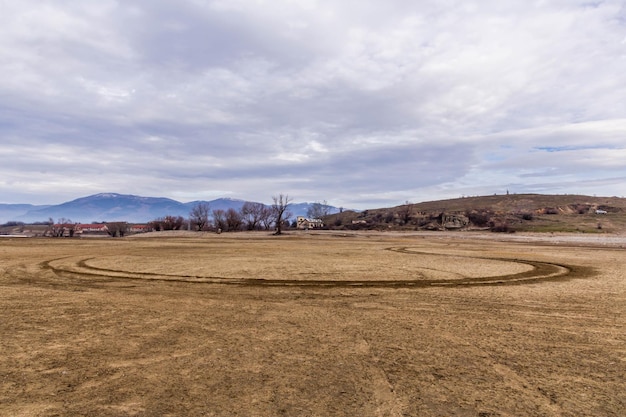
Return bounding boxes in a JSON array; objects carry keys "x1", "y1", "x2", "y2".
[{"x1": 0, "y1": 193, "x2": 342, "y2": 224}]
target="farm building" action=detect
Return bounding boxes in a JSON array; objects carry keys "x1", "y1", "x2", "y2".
[
  {"x1": 296, "y1": 216, "x2": 324, "y2": 230},
  {"x1": 76, "y1": 224, "x2": 109, "y2": 234},
  {"x1": 129, "y1": 224, "x2": 152, "y2": 233}
]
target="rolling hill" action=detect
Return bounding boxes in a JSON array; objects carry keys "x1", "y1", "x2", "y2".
[{"x1": 326, "y1": 194, "x2": 626, "y2": 233}]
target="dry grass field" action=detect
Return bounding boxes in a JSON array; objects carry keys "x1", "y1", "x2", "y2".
[{"x1": 1, "y1": 231, "x2": 624, "y2": 417}]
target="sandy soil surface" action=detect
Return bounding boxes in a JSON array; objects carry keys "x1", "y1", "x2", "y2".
[{"x1": 0, "y1": 232, "x2": 624, "y2": 416}]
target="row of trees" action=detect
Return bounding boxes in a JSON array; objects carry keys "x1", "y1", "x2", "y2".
[
  {"x1": 43, "y1": 194, "x2": 326, "y2": 237},
  {"x1": 187, "y1": 194, "x2": 294, "y2": 234}
]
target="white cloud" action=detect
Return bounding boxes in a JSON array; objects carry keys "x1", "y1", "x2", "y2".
[{"x1": 1, "y1": 0, "x2": 625, "y2": 206}]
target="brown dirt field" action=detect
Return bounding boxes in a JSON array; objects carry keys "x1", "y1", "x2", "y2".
[{"x1": 1, "y1": 231, "x2": 624, "y2": 416}]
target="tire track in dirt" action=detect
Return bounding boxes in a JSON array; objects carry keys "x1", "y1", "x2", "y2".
[
  {"x1": 36, "y1": 246, "x2": 593, "y2": 289},
  {"x1": 386, "y1": 247, "x2": 585, "y2": 286},
  {"x1": 351, "y1": 335, "x2": 404, "y2": 417},
  {"x1": 433, "y1": 329, "x2": 566, "y2": 416}
]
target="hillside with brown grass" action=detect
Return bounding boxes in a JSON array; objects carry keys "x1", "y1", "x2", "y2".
[{"x1": 326, "y1": 194, "x2": 626, "y2": 233}]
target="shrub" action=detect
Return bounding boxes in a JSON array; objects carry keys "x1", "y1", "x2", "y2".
[
  {"x1": 490, "y1": 221, "x2": 513, "y2": 233},
  {"x1": 521, "y1": 212, "x2": 533, "y2": 221},
  {"x1": 467, "y1": 210, "x2": 492, "y2": 227}
]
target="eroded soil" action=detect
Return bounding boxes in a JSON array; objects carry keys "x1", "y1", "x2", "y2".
[{"x1": 1, "y1": 232, "x2": 624, "y2": 416}]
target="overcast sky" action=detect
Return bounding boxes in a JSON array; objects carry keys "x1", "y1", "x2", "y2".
[{"x1": 1, "y1": 0, "x2": 625, "y2": 208}]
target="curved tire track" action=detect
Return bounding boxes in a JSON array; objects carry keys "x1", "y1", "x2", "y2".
[{"x1": 38, "y1": 246, "x2": 592, "y2": 288}]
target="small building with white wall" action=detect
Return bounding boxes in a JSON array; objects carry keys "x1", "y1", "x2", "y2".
[{"x1": 297, "y1": 216, "x2": 324, "y2": 230}]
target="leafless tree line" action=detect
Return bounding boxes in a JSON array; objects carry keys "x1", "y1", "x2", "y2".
[
  {"x1": 188, "y1": 194, "x2": 293, "y2": 233},
  {"x1": 45, "y1": 194, "x2": 295, "y2": 237},
  {"x1": 188, "y1": 202, "x2": 273, "y2": 232}
]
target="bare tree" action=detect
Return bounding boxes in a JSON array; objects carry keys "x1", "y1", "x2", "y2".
[
  {"x1": 306, "y1": 200, "x2": 331, "y2": 219},
  {"x1": 190, "y1": 202, "x2": 210, "y2": 231},
  {"x1": 260, "y1": 206, "x2": 273, "y2": 230},
  {"x1": 151, "y1": 215, "x2": 185, "y2": 231},
  {"x1": 212, "y1": 209, "x2": 227, "y2": 232},
  {"x1": 148, "y1": 219, "x2": 162, "y2": 231},
  {"x1": 271, "y1": 194, "x2": 292, "y2": 235},
  {"x1": 397, "y1": 201, "x2": 414, "y2": 225},
  {"x1": 50, "y1": 218, "x2": 76, "y2": 237},
  {"x1": 241, "y1": 201, "x2": 266, "y2": 230},
  {"x1": 225, "y1": 208, "x2": 243, "y2": 231},
  {"x1": 106, "y1": 222, "x2": 128, "y2": 237}
]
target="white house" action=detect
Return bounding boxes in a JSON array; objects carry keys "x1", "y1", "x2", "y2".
[{"x1": 296, "y1": 216, "x2": 324, "y2": 230}]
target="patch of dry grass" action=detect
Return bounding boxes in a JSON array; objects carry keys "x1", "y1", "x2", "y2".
[{"x1": 0, "y1": 232, "x2": 624, "y2": 416}]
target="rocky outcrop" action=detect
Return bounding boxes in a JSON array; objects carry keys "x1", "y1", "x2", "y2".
[{"x1": 439, "y1": 213, "x2": 469, "y2": 230}]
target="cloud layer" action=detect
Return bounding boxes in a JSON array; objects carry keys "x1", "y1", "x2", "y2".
[{"x1": 2, "y1": 0, "x2": 625, "y2": 207}]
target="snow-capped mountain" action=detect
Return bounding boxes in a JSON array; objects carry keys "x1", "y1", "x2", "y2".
[{"x1": 0, "y1": 193, "x2": 341, "y2": 224}]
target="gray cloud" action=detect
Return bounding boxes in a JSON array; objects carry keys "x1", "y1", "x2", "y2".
[{"x1": 1, "y1": 0, "x2": 625, "y2": 207}]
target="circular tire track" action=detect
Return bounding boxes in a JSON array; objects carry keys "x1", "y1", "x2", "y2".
[{"x1": 38, "y1": 246, "x2": 593, "y2": 288}]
